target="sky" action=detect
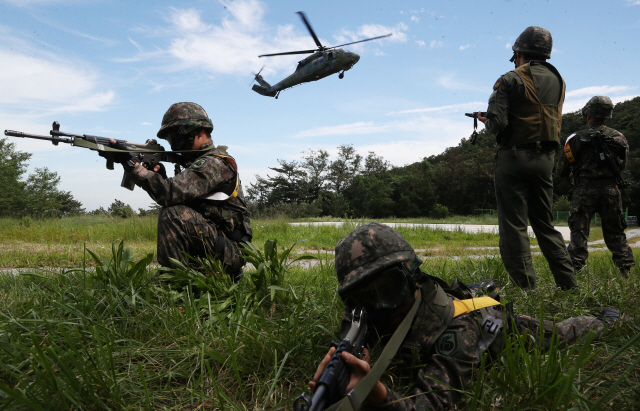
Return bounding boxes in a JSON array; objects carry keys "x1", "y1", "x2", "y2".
[{"x1": 2, "y1": 0, "x2": 639, "y2": 211}]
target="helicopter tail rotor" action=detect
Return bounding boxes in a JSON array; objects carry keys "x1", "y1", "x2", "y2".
[{"x1": 250, "y1": 66, "x2": 266, "y2": 86}]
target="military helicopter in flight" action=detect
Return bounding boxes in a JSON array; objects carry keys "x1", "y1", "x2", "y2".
[{"x1": 252, "y1": 12, "x2": 391, "y2": 99}]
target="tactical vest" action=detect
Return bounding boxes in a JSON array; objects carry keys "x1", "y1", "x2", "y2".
[
  {"x1": 497, "y1": 61, "x2": 565, "y2": 146},
  {"x1": 193, "y1": 146, "x2": 253, "y2": 242},
  {"x1": 564, "y1": 125, "x2": 619, "y2": 183}
]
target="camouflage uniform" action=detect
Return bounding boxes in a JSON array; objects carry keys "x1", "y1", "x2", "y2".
[
  {"x1": 558, "y1": 98, "x2": 634, "y2": 274},
  {"x1": 129, "y1": 103, "x2": 252, "y2": 278},
  {"x1": 334, "y1": 223, "x2": 606, "y2": 410},
  {"x1": 484, "y1": 27, "x2": 576, "y2": 290}
]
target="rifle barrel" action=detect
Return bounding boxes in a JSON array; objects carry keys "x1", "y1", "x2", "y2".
[{"x1": 4, "y1": 130, "x2": 73, "y2": 144}]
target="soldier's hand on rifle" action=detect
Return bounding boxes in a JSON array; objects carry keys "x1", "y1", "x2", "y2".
[
  {"x1": 145, "y1": 162, "x2": 168, "y2": 179},
  {"x1": 477, "y1": 111, "x2": 488, "y2": 124},
  {"x1": 109, "y1": 138, "x2": 139, "y2": 171},
  {"x1": 308, "y1": 347, "x2": 386, "y2": 405}
]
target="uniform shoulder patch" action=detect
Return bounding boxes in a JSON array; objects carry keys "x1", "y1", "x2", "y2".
[
  {"x1": 493, "y1": 78, "x2": 502, "y2": 90},
  {"x1": 190, "y1": 158, "x2": 207, "y2": 169},
  {"x1": 435, "y1": 330, "x2": 459, "y2": 356}
]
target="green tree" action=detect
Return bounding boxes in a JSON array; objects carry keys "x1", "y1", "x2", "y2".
[
  {"x1": 24, "y1": 167, "x2": 63, "y2": 218},
  {"x1": 0, "y1": 138, "x2": 31, "y2": 217},
  {"x1": 108, "y1": 200, "x2": 136, "y2": 218}
]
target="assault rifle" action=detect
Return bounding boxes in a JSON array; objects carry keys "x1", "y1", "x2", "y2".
[
  {"x1": 293, "y1": 309, "x2": 368, "y2": 411},
  {"x1": 590, "y1": 130, "x2": 631, "y2": 202},
  {"x1": 464, "y1": 112, "x2": 491, "y2": 144},
  {"x1": 5, "y1": 121, "x2": 182, "y2": 190}
]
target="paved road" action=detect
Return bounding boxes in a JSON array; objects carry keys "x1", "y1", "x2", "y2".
[
  {"x1": 291, "y1": 222, "x2": 574, "y2": 240},
  {"x1": 290, "y1": 222, "x2": 640, "y2": 245}
]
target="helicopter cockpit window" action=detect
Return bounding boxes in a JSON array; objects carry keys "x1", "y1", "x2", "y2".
[{"x1": 327, "y1": 52, "x2": 334, "y2": 60}]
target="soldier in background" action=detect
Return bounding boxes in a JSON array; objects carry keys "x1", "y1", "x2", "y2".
[
  {"x1": 558, "y1": 96, "x2": 635, "y2": 276},
  {"x1": 111, "y1": 102, "x2": 252, "y2": 281},
  {"x1": 477, "y1": 26, "x2": 577, "y2": 291},
  {"x1": 308, "y1": 223, "x2": 616, "y2": 410}
]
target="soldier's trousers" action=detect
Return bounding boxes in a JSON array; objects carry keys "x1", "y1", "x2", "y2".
[
  {"x1": 568, "y1": 185, "x2": 635, "y2": 271},
  {"x1": 156, "y1": 205, "x2": 246, "y2": 279},
  {"x1": 495, "y1": 148, "x2": 577, "y2": 290},
  {"x1": 514, "y1": 314, "x2": 604, "y2": 349}
]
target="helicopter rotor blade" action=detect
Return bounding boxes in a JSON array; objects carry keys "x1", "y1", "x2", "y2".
[
  {"x1": 327, "y1": 33, "x2": 393, "y2": 50},
  {"x1": 259, "y1": 49, "x2": 317, "y2": 57},
  {"x1": 297, "y1": 11, "x2": 324, "y2": 50},
  {"x1": 249, "y1": 65, "x2": 265, "y2": 86}
]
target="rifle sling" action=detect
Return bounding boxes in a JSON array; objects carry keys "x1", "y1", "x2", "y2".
[
  {"x1": 326, "y1": 289, "x2": 423, "y2": 411},
  {"x1": 326, "y1": 292, "x2": 501, "y2": 411}
]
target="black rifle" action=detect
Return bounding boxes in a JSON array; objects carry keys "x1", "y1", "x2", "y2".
[
  {"x1": 5, "y1": 121, "x2": 183, "y2": 190},
  {"x1": 464, "y1": 112, "x2": 489, "y2": 144},
  {"x1": 293, "y1": 309, "x2": 368, "y2": 411},
  {"x1": 590, "y1": 130, "x2": 631, "y2": 202}
]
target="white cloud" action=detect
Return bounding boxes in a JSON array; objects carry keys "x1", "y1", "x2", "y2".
[
  {"x1": 335, "y1": 22, "x2": 408, "y2": 50},
  {"x1": 430, "y1": 40, "x2": 444, "y2": 48},
  {"x1": 416, "y1": 40, "x2": 425, "y2": 47},
  {"x1": 505, "y1": 43, "x2": 511, "y2": 49},
  {"x1": 294, "y1": 122, "x2": 382, "y2": 138},
  {"x1": 459, "y1": 44, "x2": 470, "y2": 51},
  {"x1": 359, "y1": 23, "x2": 408, "y2": 43},
  {"x1": 168, "y1": 7, "x2": 211, "y2": 33},
  {"x1": 29, "y1": 12, "x2": 118, "y2": 47},
  {"x1": 565, "y1": 85, "x2": 637, "y2": 98},
  {"x1": 158, "y1": 0, "x2": 402, "y2": 79},
  {"x1": 625, "y1": 0, "x2": 640, "y2": 4},
  {"x1": 563, "y1": 85, "x2": 639, "y2": 113},
  {"x1": 437, "y1": 73, "x2": 485, "y2": 92},
  {"x1": 0, "y1": 48, "x2": 114, "y2": 113},
  {"x1": 388, "y1": 102, "x2": 487, "y2": 116},
  {"x1": 411, "y1": 15, "x2": 419, "y2": 23},
  {"x1": 291, "y1": 116, "x2": 470, "y2": 166}
]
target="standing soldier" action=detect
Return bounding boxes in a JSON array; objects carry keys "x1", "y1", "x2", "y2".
[
  {"x1": 477, "y1": 27, "x2": 577, "y2": 291},
  {"x1": 111, "y1": 102, "x2": 252, "y2": 281},
  {"x1": 558, "y1": 96, "x2": 635, "y2": 276}
]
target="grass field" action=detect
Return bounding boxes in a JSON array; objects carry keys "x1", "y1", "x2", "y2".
[
  {"x1": 0, "y1": 216, "x2": 638, "y2": 410},
  {"x1": 0, "y1": 216, "x2": 610, "y2": 268}
]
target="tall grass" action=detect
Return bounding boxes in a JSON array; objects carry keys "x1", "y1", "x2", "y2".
[{"x1": 0, "y1": 238, "x2": 638, "y2": 409}]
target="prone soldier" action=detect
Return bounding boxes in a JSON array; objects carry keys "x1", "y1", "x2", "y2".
[
  {"x1": 307, "y1": 223, "x2": 617, "y2": 410},
  {"x1": 558, "y1": 96, "x2": 635, "y2": 276}
]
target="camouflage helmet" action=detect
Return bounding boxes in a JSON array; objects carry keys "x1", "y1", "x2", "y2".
[
  {"x1": 510, "y1": 26, "x2": 552, "y2": 62},
  {"x1": 582, "y1": 96, "x2": 614, "y2": 119},
  {"x1": 157, "y1": 102, "x2": 214, "y2": 139},
  {"x1": 335, "y1": 222, "x2": 422, "y2": 297}
]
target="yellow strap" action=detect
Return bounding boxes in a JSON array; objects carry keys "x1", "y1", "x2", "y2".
[
  {"x1": 453, "y1": 296, "x2": 501, "y2": 318},
  {"x1": 213, "y1": 154, "x2": 239, "y2": 199},
  {"x1": 564, "y1": 133, "x2": 576, "y2": 164}
]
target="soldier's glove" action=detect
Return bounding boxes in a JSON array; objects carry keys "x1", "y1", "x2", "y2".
[
  {"x1": 144, "y1": 162, "x2": 168, "y2": 179},
  {"x1": 109, "y1": 140, "x2": 140, "y2": 172}
]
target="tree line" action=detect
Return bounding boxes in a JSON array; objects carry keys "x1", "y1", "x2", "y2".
[
  {"x1": 248, "y1": 96, "x2": 640, "y2": 219},
  {"x1": 3, "y1": 96, "x2": 639, "y2": 220},
  {"x1": 0, "y1": 138, "x2": 84, "y2": 218},
  {"x1": 0, "y1": 138, "x2": 161, "y2": 219}
]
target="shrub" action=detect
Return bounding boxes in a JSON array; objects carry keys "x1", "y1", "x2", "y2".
[
  {"x1": 431, "y1": 203, "x2": 450, "y2": 219},
  {"x1": 553, "y1": 195, "x2": 571, "y2": 211},
  {"x1": 108, "y1": 200, "x2": 136, "y2": 218}
]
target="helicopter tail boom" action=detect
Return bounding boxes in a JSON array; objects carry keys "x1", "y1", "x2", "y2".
[{"x1": 252, "y1": 84, "x2": 277, "y2": 97}]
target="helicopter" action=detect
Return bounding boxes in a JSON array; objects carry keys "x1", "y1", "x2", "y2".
[{"x1": 252, "y1": 12, "x2": 391, "y2": 99}]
